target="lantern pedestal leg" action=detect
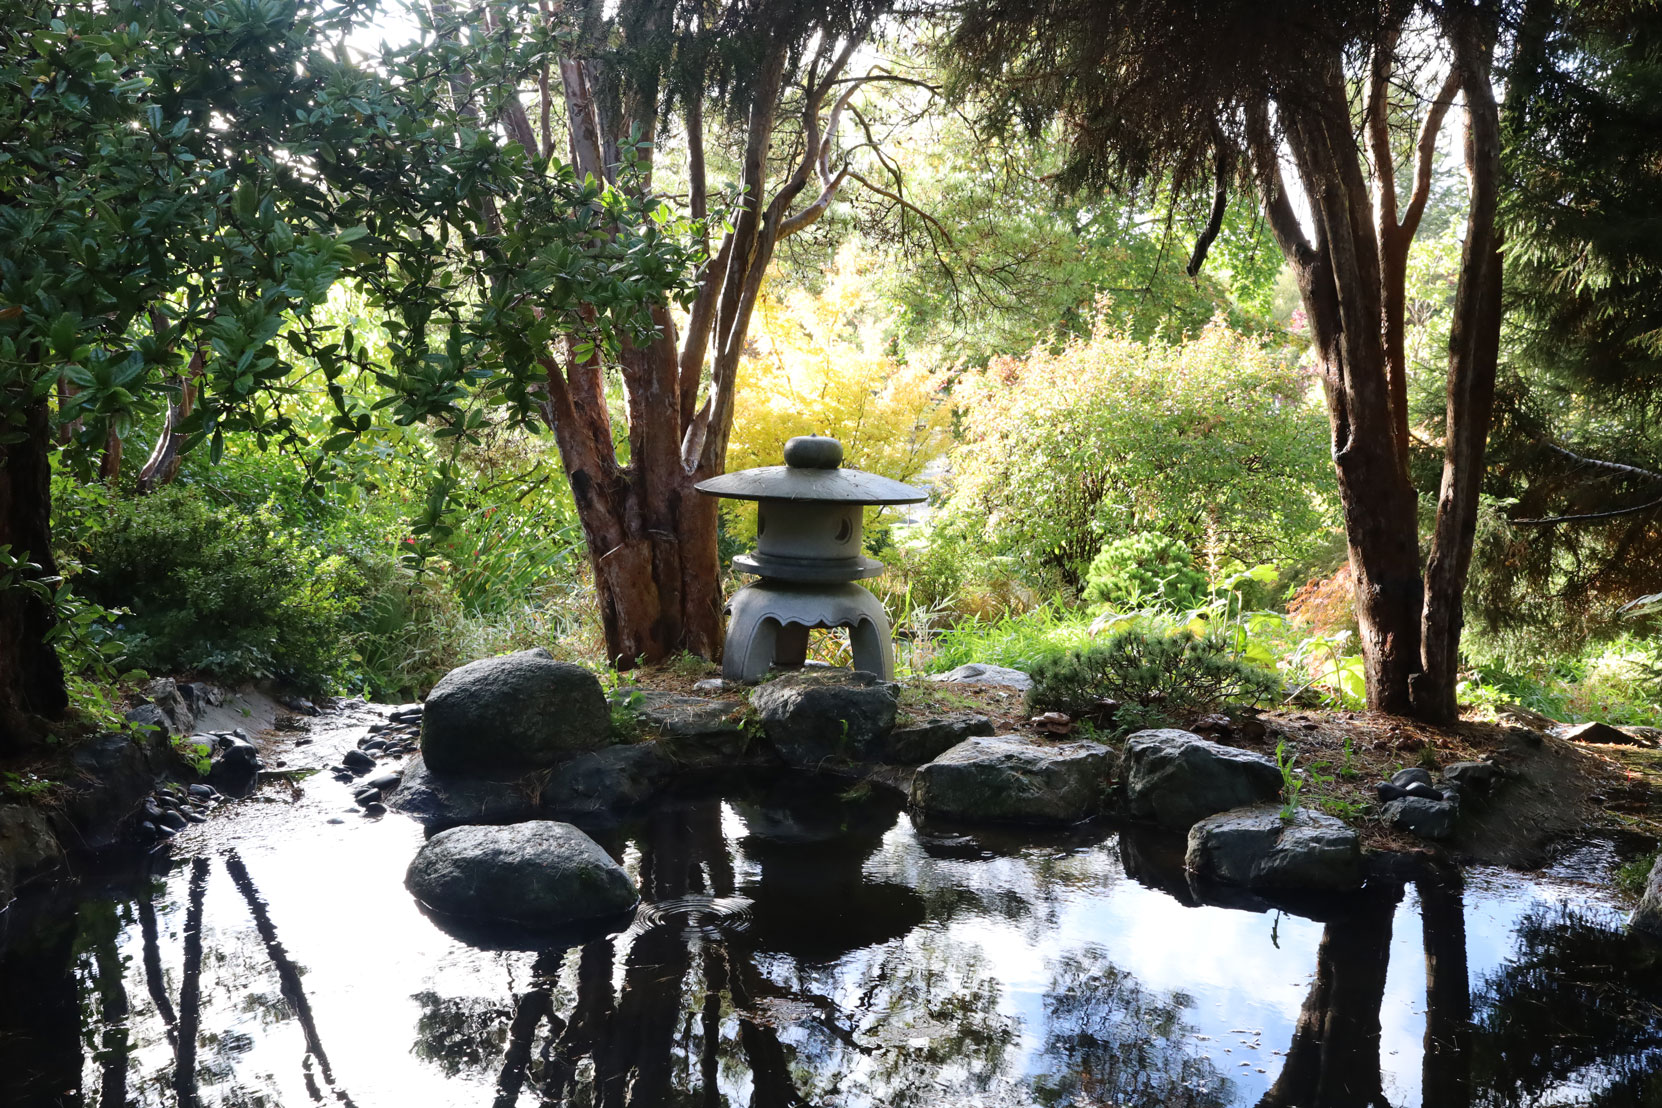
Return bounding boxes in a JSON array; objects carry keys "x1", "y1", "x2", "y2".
[{"x1": 722, "y1": 580, "x2": 896, "y2": 682}]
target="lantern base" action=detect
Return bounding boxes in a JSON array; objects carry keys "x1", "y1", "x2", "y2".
[{"x1": 721, "y1": 579, "x2": 894, "y2": 682}]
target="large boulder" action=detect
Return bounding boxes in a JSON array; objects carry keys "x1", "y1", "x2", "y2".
[
  {"x1": 421, "y1": 649, "x2": 609, "y2": 774},
  {"x1": 405, "y1": 821, "x2": 637, "y2": 929},
  {"x1": 1631, "y1": 856, "x2": 1662, "y2": 938},
  {"x1": 910, "y1": 734, "x2": 1112, "y2": 825},
  {"x1": 1185, "y1": 805, "x2": 1362, "y2": 891},
  {"x1": 751, "y1": 669, "x2": 898, "y2": 766},
  {"x1": 1122, "y1": 729, "x2": 1284, "y2": 830}
]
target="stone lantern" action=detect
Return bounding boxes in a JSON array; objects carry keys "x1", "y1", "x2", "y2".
[{"x1": 696, "y1": 435, "x2": 926, "y2": 681}]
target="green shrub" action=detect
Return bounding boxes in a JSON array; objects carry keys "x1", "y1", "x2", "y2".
[
  {"x1": 76, "y1": 485, "x2": 369, "y2": 692},
  {"x1": 1082, "y1": 532, "x2": 1209, "y2": 612},
  {"x1": 1026, "y1": 624, "x2": 1281, "y2": 734}
]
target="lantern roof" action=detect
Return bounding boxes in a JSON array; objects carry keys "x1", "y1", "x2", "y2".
[{"x1": 695, "y1": 436, "x2": 927, "y2": 505}]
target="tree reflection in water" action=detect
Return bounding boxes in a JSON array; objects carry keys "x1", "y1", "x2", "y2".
[
  {"x1": 1471, "y1": 901, "x2": 1662, "y2": 1108},
  {"x1": 14, "y1": 779, "x2": 1662, "y2": 1108},
  {"x1": 1035, "y1": 952, "x2": 1233, "y2": 1108}
]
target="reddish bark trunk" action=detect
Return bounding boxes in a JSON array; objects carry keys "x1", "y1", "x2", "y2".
[
  {"x1": 1256, "y1": 63, "x2": 1426, "y2": 716},
  {"x1": 531, "y1": 31, "x2": 861, "y2": 670},
  {"x1": 0, "y1": 401, "x2": 69, "y2": 751}
]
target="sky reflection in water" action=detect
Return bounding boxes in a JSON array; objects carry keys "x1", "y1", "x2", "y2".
[{"x1": 2, "y1": 758, "x2": 1658, "y2": 1108}]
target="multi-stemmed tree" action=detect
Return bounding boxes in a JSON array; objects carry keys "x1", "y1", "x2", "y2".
[{"x1": 947, "y1": 0, "x2": 1532, "y2": 721}]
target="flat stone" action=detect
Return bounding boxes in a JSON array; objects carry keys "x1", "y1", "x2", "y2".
[
  {"x1": 927, "y1": 663, "x2": 1032, "y2": 691},
  {"x1": 1561, "y1": 721, "x2": 1644, "y2": 746},
  {"x1": 751, "y1": 669, "x2": 898, "y2": 766},
  {"x1": 625, "y1": 691, "x2": 745, "y2": 739},
  {"x1": 1391, "y1": 767, "x2": 1435, "y2": 788},
  {"x1": 1185, "y1": 805, "x2": 1362, "y2": 891},
  {"x1": 1122, "y1": 729, "x2": 1284, "y2": 830},
  {"x1": 421, "y1": 649, "x2": 610, "y2": 775},
  {"x1": 883, "y1": 713, "x2": 995, "y2": 764},
  {"x1": 911, "y1": 734, "x2": 1112, "y2": 825},
  {"x1": 1384, "y1": 796, "x2": 1458, "y2": 840},
  {"x1": 405, "y1": 821, "x2": 637, "y2": 929}
]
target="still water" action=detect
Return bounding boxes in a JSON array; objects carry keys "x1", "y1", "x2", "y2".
[{"x1": 2, "y1": 710, "x2": 1659, "y2": 1108}]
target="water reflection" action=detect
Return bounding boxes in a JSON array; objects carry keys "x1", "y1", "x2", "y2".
[{"x1": 0, "y1": 773, "x2": 1657, "y2": 1108}]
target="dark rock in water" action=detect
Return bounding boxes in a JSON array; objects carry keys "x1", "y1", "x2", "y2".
[
  {"x1": 0, "y1": 804, "x2": 66, "y2": 906},
  {"x1": 59, "y1": 731, "x2": 174, "y2": 850},
  {"x1": 188, "y1": 784, "x2": 215, "y2": 798},
  {"x1": 362, "y1": 802, "x2": 386, "y2": 817},
  {"x1": 388, "y1": 745, "x2": 673, "y2": 830},
  {"x1": 1442, "y1": 760, "x2": 1496, "y2": 789},
  {"x1": 1631, "y1": 856, "x2": 1662, "y2": 937},
  {"x1": 181, "y1": 810, "x2": 206, "y2": 824},
  {"x1": 206, "y1": 735, "x2": 263, "y2": 793},
  {"x1": 342, "y1": 748, "x2": 377, "y2": 772},
  {"x1": 364, "y1": 771, "x2": 403, "y2": 791},
  {"x1": 1377, "y1": 782, "x2": 1410, "y2": 802},
  {"x1": 883, "y1": 713, "x2": 996, "y2": 765},
  {"x1": 1391, "y1": 767, "x2": 1435, "y2": 788},
  {"x1": 1185, "y1": 805, "x2": 1362, "y2": 891},
  {"x1": 1121, "y1": 729, "x2": 1283, "y2": 830},
  {"x1": 1403, "y1": 781, "x2": 1444, "y2": 801},
  {"x1": 927, "y1": 662, "x2": 1032, "y2": 691},
  {"x1": 278, "y1": 694, "x2": 318, "y2": 716},
  {"x1": 157, "y1": 810, "x2": 187, "y2": 832},
  {"x1": 404, "y1": 821, "x2": 637, "y2": 929},
  {"x1": 910, "y1": 735, "x2": 1112, "y2": 825},
  {"x1": 354, "y1": 787, "x2": 383, "y2": 806},
  {"x1": 540, "y1": 744, "x2": 673, "y2": 820},
  {"x1": 751, "y1": 669, "x2": 898, "y2": 766},
  {"x1": 1561, "y1": 721, "x2": 1645, "y2": 746},
  {"x1": 1384, "y1": 796, "x2": 1458, "y2": 839},
  {"x1": 421, "y1": 649, "x2": 610, "y2": 774}
]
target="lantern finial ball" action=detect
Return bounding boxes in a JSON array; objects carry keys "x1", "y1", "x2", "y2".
[{"x1": 783, "y1": 435, "x2": 843, "y2": 470}]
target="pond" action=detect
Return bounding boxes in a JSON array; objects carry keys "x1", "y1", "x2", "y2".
[{"x1": 2, "y1": 708, "x2": 1659, "y2": 1108}]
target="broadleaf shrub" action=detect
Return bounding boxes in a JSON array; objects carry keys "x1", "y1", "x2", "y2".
[
  {"x1": 1026, "y1": 625, "x2": 1281, "y2": 734},
  {"x1": 1082, "y1": 532, "x2": 1209, "y2": 612},
  {"x1": 75, "y1": 486, "x2": 370, "y2": 692}
]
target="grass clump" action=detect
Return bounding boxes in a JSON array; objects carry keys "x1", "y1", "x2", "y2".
[{"x1": 1026, "y1": 624, "x2": 1280, "y2": 736}]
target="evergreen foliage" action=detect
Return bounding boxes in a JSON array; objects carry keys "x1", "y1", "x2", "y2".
[{"x1": 1026, "y1": 626, "x2": 1281, "y2": 733}]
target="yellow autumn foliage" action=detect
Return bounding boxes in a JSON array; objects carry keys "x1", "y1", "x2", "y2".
[{"x1": 725, "y1": 253, "x2": 952, "y2": 543}]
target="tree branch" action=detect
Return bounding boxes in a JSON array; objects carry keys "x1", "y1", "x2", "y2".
[
  {"x1": 1513, "y1": 494, "x2": 1662, "y2": 525},
  {"x1": 1399, "y1": 67, "x2": 1461, "y2": 241},
  {"x1": 1245, "y1": 99, "x2": 1315, "y2": 269}
]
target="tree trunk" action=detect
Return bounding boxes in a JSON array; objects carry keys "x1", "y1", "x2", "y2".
[
  {"x1": 0, "y1": 400, "x2": 68, "y2": 752},
  {"x1": 1256, "y1": 62, "x2": 1427, "y2": 716},
  {"x1": 528, "y1": 28, "x2": 862, "y2": 670},
  {"x1": 1416, "y1": 20, "x2": 1504, "y2": 722}
]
